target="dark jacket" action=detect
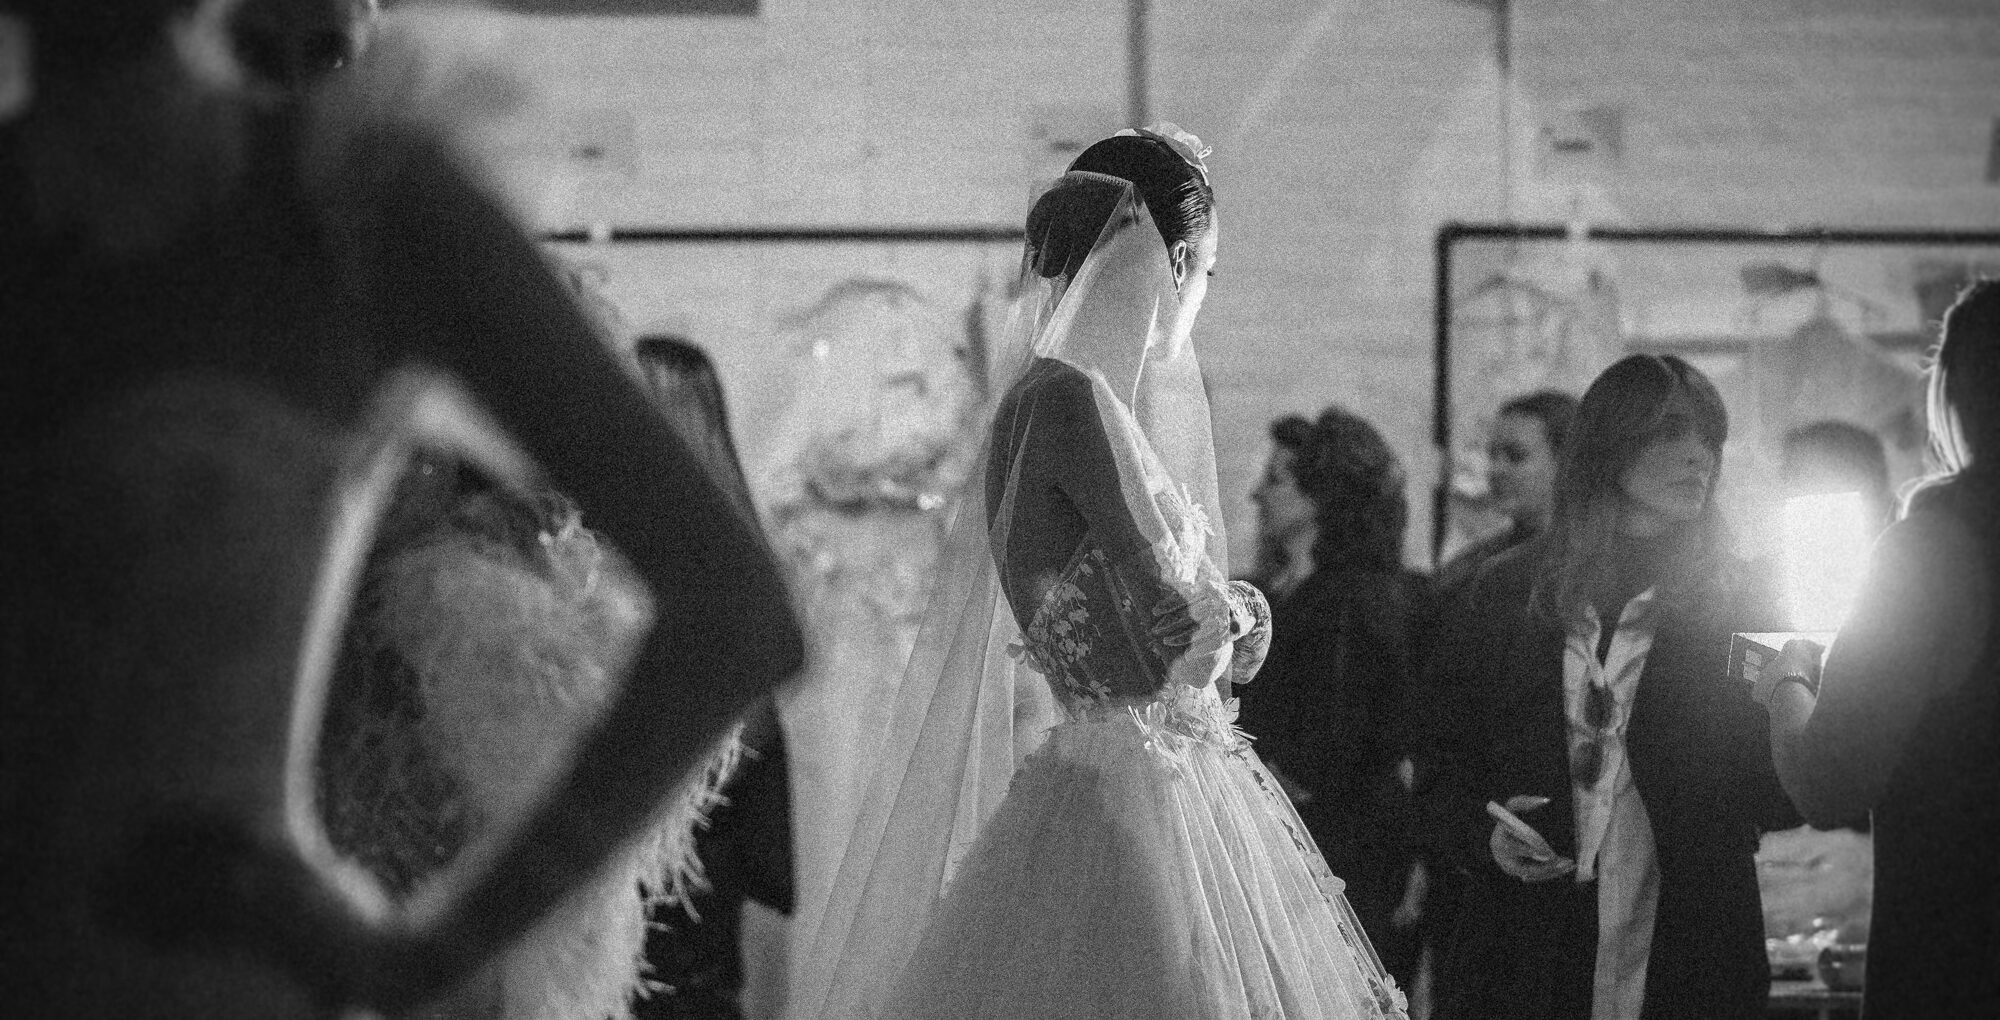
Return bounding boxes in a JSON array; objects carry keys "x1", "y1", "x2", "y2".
[
  {"x1": 1433, "y1": 522, "x2": 1534, "y2": 599},
  {"x1": 1422, "y1": 544, "x2": 1799, "y2": 1020},
  {"x1": 1861, "y1": 484, "x2": 2000, "y2": 1019},
  {"x1": 1236, "y1": 567, "x2": 1435, "y2": 982}
]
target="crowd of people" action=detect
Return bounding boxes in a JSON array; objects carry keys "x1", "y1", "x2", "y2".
[
  {"x1": 4, "y1": 3, "x2": 1996, "y2": 1020},
  {"x1": 1240, "y1": 288, "x2": 1997, "y2": 1020}
]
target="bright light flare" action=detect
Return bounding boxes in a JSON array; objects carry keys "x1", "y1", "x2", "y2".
[{"x1": 1781, "y1": 491, "x2": 1871, "y2": 632}]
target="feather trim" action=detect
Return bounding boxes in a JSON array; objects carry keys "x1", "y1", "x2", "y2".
[{"x1": 321, "y1": 499, "x2": 742, "y2": 1019}]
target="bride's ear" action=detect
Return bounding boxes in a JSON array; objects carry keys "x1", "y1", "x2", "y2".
[{"x1": 1168, "y1": 240, "x2": 1190, "y2": 292}]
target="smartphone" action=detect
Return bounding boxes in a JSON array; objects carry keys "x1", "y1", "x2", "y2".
[
  {"x1": 1486, "y1": 800, "x2": 1556, "y2": 861},
  {"x1": 1730, "y1": 631, "x2": 1834, "y2": 688}
]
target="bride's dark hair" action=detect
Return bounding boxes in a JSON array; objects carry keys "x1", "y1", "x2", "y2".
[
  {"x1": 1023, "y1": 133, "x2": 1215, "y2": 286},
  {"x1": 1023, "y1": 174, "x2": 1129, "y2": 284},
  {"x1": 1070, "y1": 134, "x2": 1215, "y2": 250}
]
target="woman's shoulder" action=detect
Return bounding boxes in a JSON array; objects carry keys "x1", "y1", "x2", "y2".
[
  {"x1": 1872, "y1": 505, "x2": 1991, "y2": 607},
  {"x1": 1013, "y1": 357, "x2": 1090, "y2": 390},
  {"x1": 1423, "y1": 543, "x2": 1543, "y2": 644},
  {"x1": 1905, "y1": 471, "x2": 2000, "y2": 528},
  {"x1": 1435, "y1": 527, "x2": 1523, "y2": 595},
  {"x1": 1002, "y1": 359, "x2": 1096, "y2": 416},
  {"x1": 1897, "y1": 492, "x2": 1991, "y2": 553},
  {"x1": 1458, "y1": 539, "x2": 1539, "y2": 604}
]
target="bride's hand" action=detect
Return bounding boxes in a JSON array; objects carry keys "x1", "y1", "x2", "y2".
[
  {"x1": 1223, "y1": 580, "x2": 1266, "y2": 638},
  {"x1": 1149, "y1": 589, "x2": 1202, "y2": 653},
  {"x1": 1150, "y1": 585, "x2": 1232, "y2": 658},
  {"x1": 1222, "y1": 581, "x2": 1271, "y2": 684}
]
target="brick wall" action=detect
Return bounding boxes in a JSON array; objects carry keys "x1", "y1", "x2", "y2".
[{"x1": 405, "y1": 0, "x2": 2000, "y2": 567}]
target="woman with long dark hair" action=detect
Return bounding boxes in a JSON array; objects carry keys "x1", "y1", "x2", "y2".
[
  {"x1": 1758, "y1": 279, "x2": 2000, "y2": 1018},
  {"x1": 1238, "y1": 407, "x2": 1433, "y2": 991},
  {"x1": 1424, "y1": 354, "x2": 1798, "y2": 1020}
]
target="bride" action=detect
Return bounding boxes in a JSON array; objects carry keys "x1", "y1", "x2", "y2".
[{"x1": 794, "y1": 127, "x2": 1408, "y2": 1020}]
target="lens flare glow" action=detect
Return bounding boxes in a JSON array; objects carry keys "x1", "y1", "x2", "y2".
[{"x1": 1781, "y1": 491, "x2": 1870, "y2": 632}]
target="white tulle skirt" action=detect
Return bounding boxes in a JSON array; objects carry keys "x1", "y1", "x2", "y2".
[{"x1": 877, "y1": 687, "x2": 1409, "y2": 1020}]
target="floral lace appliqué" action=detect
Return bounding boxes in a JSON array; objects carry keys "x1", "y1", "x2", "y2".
[
  {"x1": 1010, "y1": 550, "x2": 1112, "y2": 704},
  {"x1": 1126, "y1": 683, "x2": 1250, "y2": 771},
  {"x1": 1373, "y1": 974, "x2": 1411, "y2": 1018}
]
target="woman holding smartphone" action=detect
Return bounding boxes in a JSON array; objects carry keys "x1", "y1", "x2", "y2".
[{"x1": 1421, "y1": 355, "x2": 1799, "y2": 1020}]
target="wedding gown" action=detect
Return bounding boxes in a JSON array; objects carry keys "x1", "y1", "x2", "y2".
[
  {"x1": 872, "y1": 363, "x2": 1408, "y2": 1020},
  {"x1": 799, "y1": 167, "x2": 1407, "y2": 1020}
]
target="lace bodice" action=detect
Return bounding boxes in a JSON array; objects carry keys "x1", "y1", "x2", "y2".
[
  {"x1": 1014, "y1": 481, "x2": 1233, "y2": 717},
  {"x1": 1017, "y1": 542, "x2": 1162, "y2": 711}
]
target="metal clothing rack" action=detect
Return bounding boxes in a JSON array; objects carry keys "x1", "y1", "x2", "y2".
[
  {"x1": 1430, "y1": 220, "x2": 2000, "y2": 560},
  {"x1": 542, "y1": 225, "x2": 1026, "y2": 244}
]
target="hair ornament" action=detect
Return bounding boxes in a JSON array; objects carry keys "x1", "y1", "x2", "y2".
[{"x1": 1116, "y1": 122, "x2": 1212, "y2": 187}]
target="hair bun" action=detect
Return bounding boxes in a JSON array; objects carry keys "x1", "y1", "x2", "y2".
[{"x1": 1115, "y1": 123, "x2": 1212, "y2": 187}]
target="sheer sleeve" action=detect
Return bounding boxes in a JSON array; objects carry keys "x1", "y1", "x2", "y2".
[
  {"x1": 999, "y1": 362, "x2": 1235, "y2": 688},
  {"x1": 992, "y1": 363, "x2": 1154, "y2": 568}
]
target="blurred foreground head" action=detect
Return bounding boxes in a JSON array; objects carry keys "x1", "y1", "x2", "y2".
[
  {"x1": 0, "y1": 0, "x2": 376, "y2": 262},
  {"x1": 3, "y1": 1, "x2": 803, "y2": 1015},
  {"x1": 3, "y1": 0, "x2": 374, "y2": 97}
]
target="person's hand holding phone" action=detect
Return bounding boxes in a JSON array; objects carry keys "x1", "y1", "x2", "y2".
[
  {"x1": 1487, "y1": 796, "x2": 1576, "y2": 882},
  {"x1": 1751, "y1": 637, "x2": 1826, "y2": 706}
]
